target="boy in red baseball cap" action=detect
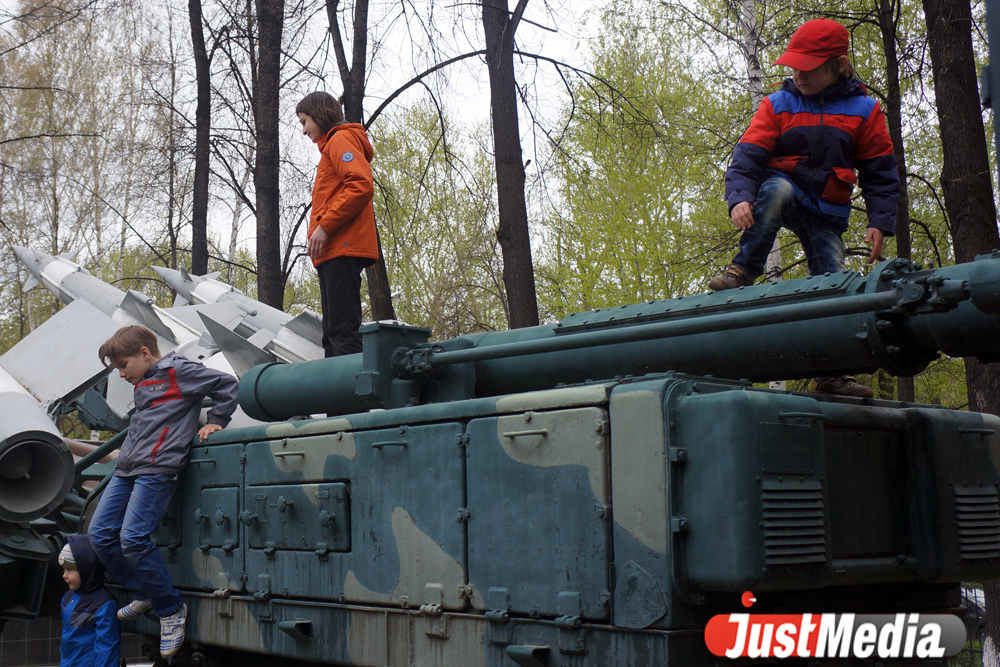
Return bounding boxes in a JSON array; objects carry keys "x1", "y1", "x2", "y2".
[{"x1": 710, "y1": 18, "x2": 900, "y2": 397}]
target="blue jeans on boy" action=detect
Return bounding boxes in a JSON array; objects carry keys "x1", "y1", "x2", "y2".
[
  {"x1": 732, "y1": 174, "x2": 846, "y2": 278},
  {"x1": 89, "y1": 474, "x2": 182, "y2": 617}
]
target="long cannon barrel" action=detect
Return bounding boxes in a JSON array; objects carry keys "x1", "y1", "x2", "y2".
[{"x1": 241, "y1": 255, "x2": 1000, "y2": 421}]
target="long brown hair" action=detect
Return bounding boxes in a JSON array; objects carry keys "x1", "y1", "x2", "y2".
[{"x1": 295, "y1": 92, "x2": 344, "y2": 135}]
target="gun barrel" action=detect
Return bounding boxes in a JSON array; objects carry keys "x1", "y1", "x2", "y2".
[{"x1": 241, "y1": 256, "x2": 1000, "y2": 421}]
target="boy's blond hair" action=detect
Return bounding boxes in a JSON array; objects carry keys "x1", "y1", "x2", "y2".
[{"x1": 98, "y1": 325, "x2": 160, "y2": 367}]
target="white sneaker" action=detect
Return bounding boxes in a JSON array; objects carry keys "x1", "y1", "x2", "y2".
[
  {"x1": 117, "y1": 598, "x2": 152, "y2": 621},
  {"x1": 159, "y1": 602, "x2": 187, "y2": 658}
]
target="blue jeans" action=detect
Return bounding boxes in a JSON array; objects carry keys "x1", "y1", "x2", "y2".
[
  {"x1": 733, "y1": 175, "x2": 846, "y2": 278},
  {"x1": 89, "y1": 474, "x2": 182, "y2": 617}
]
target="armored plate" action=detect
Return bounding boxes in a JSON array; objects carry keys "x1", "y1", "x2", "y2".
[
  {"x1": 466, "y1": 406, "x2": 612, "y2": 619},
  {"x1": 158, "y1": 443, "x2": 245, "y2": 593},
  {"x1": 243, "y1": 483, "x2": 349, "y2": 551},
  {"x1": 242, "y1": 422, "x2": 468, "y2": 609}
]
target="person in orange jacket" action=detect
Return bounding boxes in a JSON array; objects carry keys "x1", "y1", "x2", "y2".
[{"x1": 296, "y1": 91, "x2": 379, "y2": 357}]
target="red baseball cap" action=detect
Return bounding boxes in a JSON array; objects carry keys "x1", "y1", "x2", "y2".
[{"x1": 773, "y1": 18, "x2": 849, "y2": 71}]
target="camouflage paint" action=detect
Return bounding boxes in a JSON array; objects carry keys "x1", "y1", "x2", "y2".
[{"x1": 344, "y1": 506, "x2": 467, "y2": 608}]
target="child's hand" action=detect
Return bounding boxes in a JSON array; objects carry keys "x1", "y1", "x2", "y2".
[
  {"x1": 865, "y1": 228, "x2": 885, "y2": 264},
  {"x1": 731, "y1": 202, "x2": 755, "y2": 230},
  {"x1": 198, "y1": 423, "x2": 222, "y2": 442},
  {"x1": 308, "y1": 226, "x2": 330, "y2": 260}
]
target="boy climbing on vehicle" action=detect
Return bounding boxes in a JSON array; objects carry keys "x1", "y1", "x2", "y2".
[
  {"x1": 712, "y1": 18, "x2": 899, "y2": 397},
  {"x1": 89, "y1": 325, "x2": 239, "y2": 658}
]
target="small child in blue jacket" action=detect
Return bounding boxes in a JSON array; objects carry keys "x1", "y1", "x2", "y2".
[
  {"x1": 59, "y1": 534, "x2": 120, "y2": 667},
  {"x1": 89, "y1": 325, "x2": 239, "y2": 658}
]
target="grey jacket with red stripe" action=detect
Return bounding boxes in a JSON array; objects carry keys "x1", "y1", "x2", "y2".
[{"x1": 114, "y1": 352, "x2": 239, "y2": 477}]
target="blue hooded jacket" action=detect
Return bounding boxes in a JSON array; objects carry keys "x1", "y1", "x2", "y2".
[{"x1": 60, "y1": 535, "x2": 119, "y2": 667}]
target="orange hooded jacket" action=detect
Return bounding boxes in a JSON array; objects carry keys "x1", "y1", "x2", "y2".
[{"x1": 308, "y1": 123, "x2": 379, "y2": 268}]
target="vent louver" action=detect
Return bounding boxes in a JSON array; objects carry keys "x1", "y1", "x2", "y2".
[
  {"x1": 762, "y1": 481, "x2": 827, "y2": 566},
  {"x1": 955, "y1": 486, "x2": 1000, "y2": 560}
]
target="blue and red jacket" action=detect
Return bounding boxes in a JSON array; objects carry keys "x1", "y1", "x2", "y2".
[{"x1": 725, "y1": 77, "x2": 899, "y2": 236}]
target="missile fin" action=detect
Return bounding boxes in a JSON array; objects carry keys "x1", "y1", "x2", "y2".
[
  {"x1": 57, "y1": 250, "x2": 78, "y2": 261},
  {"x1": 22, "y1": 275, "x2": 39, "y2": 293},
  {"x1": 172, "y1": 294, "x2": 190, "y2": 307},
  {"x1": 120, "y1": 290, "x2": 178, "y2": 344},
  {"x1": 284, "y1": 310, "x2": 324, "y2": 346},
  {"x1": 0, "y1": 299, "x2": 120, "y2": 409},
  {"x1": 197, "y1": 312, "x2": 274, "y2": 377},
  {"x1": 203, "y1": 271, "x2": 222, "y2": 280},
  {"x1": 180, "y1": 267, "x2": 192, "y2": 282}
]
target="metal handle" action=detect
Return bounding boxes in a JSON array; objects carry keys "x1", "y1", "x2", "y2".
[
  {"x1": 777, "y1": 412, "x2": 826, "y2": 421},
  {"x1": 239, "y1": 511, "x2": 258, "y2": 525},
  {"x1": 215, "y1": 509, "x2": 230, "y2": 525},
  {"x1": 189, "y1": 459, "x2": 216, "y2": 465},
  {"x1": 502, "y1": 429, "x2": 549, "y2": 439},
  {"x1": 278, "y1": 496, "x2": 294, "y2": 512},
  {"x1": 372, "y1": 441, "x2": 408, "y2": 449},
  {"x1": 273, "y1": 451, "x2": 305, "y2": 458}
]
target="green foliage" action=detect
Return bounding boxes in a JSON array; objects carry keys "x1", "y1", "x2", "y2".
[
  {"x1": 369, "y1": 102, "x2": 507, "y2": 339},
  {"x1": 537, "y1": 4, "x2": 745, "y2": 319}
]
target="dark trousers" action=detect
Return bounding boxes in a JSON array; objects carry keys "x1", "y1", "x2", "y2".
[{"x1": 317, "y1": 256, "x2": 368, "y2": 357}]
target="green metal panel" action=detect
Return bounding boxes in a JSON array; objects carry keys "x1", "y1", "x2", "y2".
[
  {"x1": 197, "y1": 487, "x2": 239, "y2": 549},
  {"x1": 241, "y1": 422, "x2": 468, "y2": 611},
  {"x1": 675, "y1": 385, "x2": 1000, "y2": 594},
  {"x1": 160, "y1": 443, "x2": 245, "y2": 594},
  {"x1": 243, "y1": 483, "x2": 349, "y2": 552},
  {"x1": 466, "y1": 407, "x2": 612, "y2": 620}
]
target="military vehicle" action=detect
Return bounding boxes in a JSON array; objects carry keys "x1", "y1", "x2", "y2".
[{"x1": 5, "y1": 249, "x2": 1000, "y2": 666}]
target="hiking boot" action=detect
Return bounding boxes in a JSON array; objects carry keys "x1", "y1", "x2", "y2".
[
  {"x1": 117, "y1": 598, "x2": 152, "y2": 621},
  {"x1": 812, "y1": 376, "x2": 874, "y2": 398},
  {"x1": 708, "y1": 265, "x2": 754, "y2": 291},
  {"x1": 159, "y1": 602, "x2": 187, "y2": 658}
]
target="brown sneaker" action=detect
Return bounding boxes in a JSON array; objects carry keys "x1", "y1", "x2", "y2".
[
  {"x1": 708, "y1": 265, "x2": 754, "y2": 291},
  {"x1": 811, "y1": 376, "x2": 874, "y2": 398}
]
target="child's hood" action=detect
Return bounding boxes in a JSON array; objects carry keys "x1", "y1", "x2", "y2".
[
  {"x1": 318, "y1": 122, "x2": 374, "y2": 161},
  {"x1": 67, "y1": 534, "x2": 106, "y2": 595}
]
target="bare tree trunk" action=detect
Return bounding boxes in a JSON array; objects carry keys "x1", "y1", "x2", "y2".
[
  {"x1": 189, "y1": 0, "x2": 211, "y2": 275},
  {"x1": 923, "y1": 0, "x2": 1000, "y2": 657},
  {"x1": 254, "y1": 0, "x2": 284, "y2": 308},
  {"x1": 167, "y1": 33, "x2": 179, "y2": 271},
  {"x1": 877, "y1": 0, "x2": 916, "y2": 402},
  {"x1": 228, "y1": 165, "x2": 250, "y2": 284},
  {"x1": 326, "y1": 0, "x2": 396, "y2": 320},
  {"x1": 482, "y1": 0, "x2": 539, "y2": 329}
]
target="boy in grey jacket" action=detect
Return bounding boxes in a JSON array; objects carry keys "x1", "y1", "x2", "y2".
[{"x1": 88, "y1": 325, "x2": 238, "y2": 659}]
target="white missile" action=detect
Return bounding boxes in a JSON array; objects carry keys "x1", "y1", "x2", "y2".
[
  {"x1": 12, "y1": 247, "x2": 263, "y2": 427},
  {"x1": 150, "y1": 264, "x2": 325, "y2": 365}
]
